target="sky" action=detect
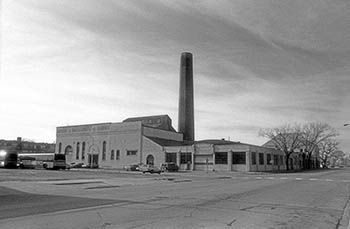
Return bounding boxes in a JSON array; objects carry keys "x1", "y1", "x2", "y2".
[{"x1": 1, "y1": 0, "x2": 350, "y2": 153}]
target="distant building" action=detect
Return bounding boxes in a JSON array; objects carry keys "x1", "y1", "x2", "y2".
[
  {"x1": 262, "y1": 137, "x2": 319, "y2": 170},
  {"x1": 0, "y1": 137, "x2": 55, "y2": 155}
]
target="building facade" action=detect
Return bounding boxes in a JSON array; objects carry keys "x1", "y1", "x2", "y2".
[
  {"x1": 163, "y1": 140, "x2": 286, "y2": 172},
  {"x1": 56, "y1": 117, "x2": 286, "y2": 172},
  {"x1": 56, "y1": 115, "x2": 183, "y2": 169},
  {"x1": 262, "y1": 138, "x2": 319, "y2": 170}
]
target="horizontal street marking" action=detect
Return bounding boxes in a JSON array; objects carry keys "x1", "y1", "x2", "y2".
[
  {"x1": 174, "y1": 179, "x2": 192, "y2": 183},
  {"x1": 221, "y1": 176, "x2": 345, "y2": 183}
]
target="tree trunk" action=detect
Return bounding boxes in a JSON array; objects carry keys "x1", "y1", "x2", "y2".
[
  {"x1": 302, "y1": 153, "x2": 306, "y2": 170},
  {"x1": 285, "y1": 155, "x2": 290, "y2": 171},
  {"x1": 307, "y1": 156, "x2": 312, "y2": 169}
]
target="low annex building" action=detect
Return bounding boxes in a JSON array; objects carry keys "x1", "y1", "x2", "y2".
[{"x1": 162, "y1": 139, "x2": 286, "y2": 172}]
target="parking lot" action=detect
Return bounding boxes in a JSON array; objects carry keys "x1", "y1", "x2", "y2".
[{"x1": 0, "y1": 168, "x2": 349, "y2": 229}]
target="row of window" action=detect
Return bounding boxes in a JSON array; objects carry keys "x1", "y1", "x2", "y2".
[
  {"x1": 214, "y1": 152, "x2": 284, "y2": 165},
  {"x1": 75, "y1": 142, "x2": 86, "y2": 160},
  {"x1": 165, "y1": 152, "x2": 245, "y2": 165},
  {"x1": 0, "y1": 142, "x2": 53, "y2": 149},
  {"x1": 215, "y1": 152, "x2": 246, "y2": 165},
  {"x1": 251, "y1": 152, "x2": 284, "y2": 166},
  {"x1": 110, "y1": 150, "x2": 120, "y2": 160},
  {"x1": 58, "y1": 141, "x2": 137, "y2": 161},
  {"x1": 165, "y1": 152, "x2": 192, "y2": 164}
]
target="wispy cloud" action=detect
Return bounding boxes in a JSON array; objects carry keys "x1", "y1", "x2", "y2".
[{"x1": 1, "y1": 0, "x2": 349, "y2": 152}]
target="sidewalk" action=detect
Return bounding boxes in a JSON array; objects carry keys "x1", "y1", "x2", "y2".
[{"x1": 70, "y1": 167, "x2": 342, "y2": 178}]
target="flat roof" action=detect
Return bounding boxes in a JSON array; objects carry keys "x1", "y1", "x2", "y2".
[
  {"x1": 56, "y1": 122, "x2": 114, "y2": 128},
  {"x1": 145, "y1": 136, "x2": 190, "y2": 147}
]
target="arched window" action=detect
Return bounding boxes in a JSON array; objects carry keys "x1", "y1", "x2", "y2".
[
  {"x1": 76, "y1": 142, "x2": 80, "y2": 160},
  {"x1": 64, "y1": 145, "x2": 73, "y2": 156},
  {"x1": 111, "y1": 150, "x2": 114, "y2": 160},
  {"x1": 116, "y1": 150, "x2": 120, "y2": 160},
  {"x1": 82, "y1": 142, "x2": 86, "y2": 160},
  {"x1": 58, "y1": 143, "x2": 62, "y2": 154},
  {"x1": 102, "y1": 141, "x2": 106, "y2": 160},
  {"x1": 146, "y1": 154, "x2": 154, "y2": 165}
]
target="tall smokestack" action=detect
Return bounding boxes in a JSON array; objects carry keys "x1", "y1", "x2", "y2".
[{"x1": 178, "y1": 52, "x2": 194, "y2": 141}]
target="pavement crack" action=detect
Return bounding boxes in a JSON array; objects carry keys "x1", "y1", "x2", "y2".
[
  {"x1": 336, "y1": 184, "x2": 350, "y2": 229},
  {"x1": 227, "y1": 218, "x2": 237, "y2": 226}
]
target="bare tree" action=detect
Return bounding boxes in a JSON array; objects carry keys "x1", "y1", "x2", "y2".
[
  {"x1": 300, "y1": 122, "x2": 338, "y2": 169},
  {"x1": 318, "y1": 139, "x2": 339, "y2": 168},
  {"x1": 332, "y1": 150, "x2": 346, "y2": 167},
  {"x1": 259, "y1": 124, "x2": 302, "y2": 171}
]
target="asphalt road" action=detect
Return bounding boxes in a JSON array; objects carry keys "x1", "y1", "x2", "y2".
[{"x1": 0, "y1": 168, "x2": 349, "y2": 229}]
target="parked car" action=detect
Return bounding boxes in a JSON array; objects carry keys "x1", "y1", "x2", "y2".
[
  {"x1": 161, "y1": 162, "x2": 179, "y2": 172},
  {"x1": 123, "y1": 164, "x2": 140, "y2": 171},
  {"x1": 139, "y1": 164, "x2": 162, "y2": 174},
  {"x1": 69, "y1": 162, "x2": 85, "y2": 168}
]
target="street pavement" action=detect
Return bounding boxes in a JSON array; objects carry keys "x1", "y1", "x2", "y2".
[{"x1": 0, "y1": 168, "x2": 349, "y2": 229}]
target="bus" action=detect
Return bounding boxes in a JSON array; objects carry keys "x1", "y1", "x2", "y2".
[
  {"x1": 18, "y1": 153, "x2": 66, "y2": 170},
  {"x1": 0, "y1": 150, "x2": 18, "y2": 168}
]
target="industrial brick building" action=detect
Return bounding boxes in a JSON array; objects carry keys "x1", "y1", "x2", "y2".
[
  {"x1": 56, "y1": 52, "x2": 286, "y2": 172},
  {"x1": 56, "y1": 120, "x2": 286, "y2": 172},
  {"x1": 56, "y1": 115, "x2": 183, "y2": 169}
]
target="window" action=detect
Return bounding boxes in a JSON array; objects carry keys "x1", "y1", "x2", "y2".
[
  {"x1": 180, "y1": 153, "x2": 192, "y2": 164},
  {"x1": 76, "y1": 142, "x2": 80, "y2": 160},
  {"x1": 116, "y1": 150, "x2": 120, "y2": 160},
  {"x1": 259, "y1": 153, "x2": 264, "y2": 165},
  {"x1": 273, "y1": 155, "x2": 279, "y2": 165},
  {"x1": 280, "y1": 155, "x2": 283, "y2": 165},
  {"x1": 82, "y1": 142, "x2": 85, "y2": 160},
  {"x1": 111, "y1": 150, "x2": 114, "y2": 160},
  {"x1": 58, "y1": 143, "x2": 62, "y2": 154},
  {"x1": 102, "y1": 141, "x2": 106, "y2": 160},
  {"x1": 146, "y1": 154, "x2": 154, "y2": 165},
  {"x1": 65, "y1": 145, "x2": 73, "y2": 155},
  {"x1": 166, "y1": 153, "x2": 177, "y2": 163},
  {"x1": 251, "y1": 152, "x2": 257, "y2": 165},
  {"x1": 267, "y1": 154, "x2": 272, "y2": 165},
  {"x1": 232, "y1": 152, "x2": 246, "y2": 164},
  {"x1": 126, "y1": 150, "x2": 137, "y2": 156},
  {"x1": 215, "y1": 152, "x2": 227, "y2": 164}
]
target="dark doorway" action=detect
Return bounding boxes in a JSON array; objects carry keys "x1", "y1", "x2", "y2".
[
  {"x1": 88, "y1": 154, "x2": 99, "y2": 168},
  {"x1": 146, "y1": 154, "x2": 154, "y2": 165}
]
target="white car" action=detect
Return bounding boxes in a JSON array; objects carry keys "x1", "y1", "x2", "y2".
[{"x1": 139, "y1": 164, "x2": 162, "y2": 174}]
